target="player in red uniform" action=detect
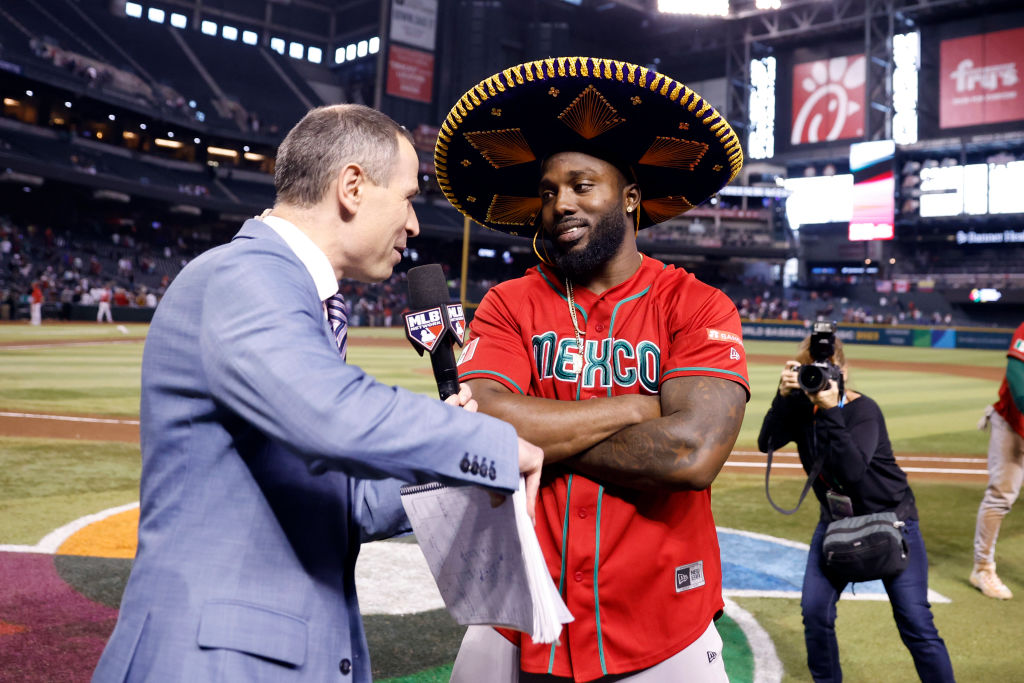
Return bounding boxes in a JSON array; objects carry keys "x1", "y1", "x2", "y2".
[
  {"x1": 435, "y1": 57, "x2": 749, "y2": 682},
  {"x1": 971, "y1": 320, "x2": 1024, "y2": 599}
]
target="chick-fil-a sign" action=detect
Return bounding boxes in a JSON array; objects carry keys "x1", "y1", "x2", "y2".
[{"x1": 791, "y1": 55, "x2": 865, "y2": 145}]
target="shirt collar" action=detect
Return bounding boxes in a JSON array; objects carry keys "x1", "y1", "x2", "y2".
[{"x1": 261, "y1": 215, "x2": 338, "y2": 301}]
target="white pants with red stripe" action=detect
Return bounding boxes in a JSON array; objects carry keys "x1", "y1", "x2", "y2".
[{"x1": 450, "y1": 619, "x2": 727, "y2": 682}]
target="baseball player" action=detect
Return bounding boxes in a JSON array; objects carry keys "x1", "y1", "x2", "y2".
[
  {"x1": 971, "y1": 320, "x2": 1024, "y2": 599},
  {"x1": 436, "y1": 57, "x2": 749, "y2": 682}
]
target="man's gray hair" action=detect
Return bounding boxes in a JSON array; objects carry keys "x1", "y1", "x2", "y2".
[{"x1": 274, "y1": 104, "x2": 414, "y2": 207}]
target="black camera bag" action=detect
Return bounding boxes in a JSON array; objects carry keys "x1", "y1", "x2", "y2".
[{"x1": 822, "y1": 511, "x2": 909, "y2": 583}]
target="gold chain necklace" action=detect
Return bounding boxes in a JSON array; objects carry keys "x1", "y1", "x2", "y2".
[{"x1": 565, "y1": 278, "x2": 584, "y2": 377}]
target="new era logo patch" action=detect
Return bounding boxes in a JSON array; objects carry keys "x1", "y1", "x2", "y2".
[
  {"x1": 1015, "y1": 338, "x2": 1023, "y2": 353},
  {"x1": 675, "y1": 560, "x2": 705, "y2": 593},
  {"x1": 729, "y1": 347, "x2": 741, "y2": 361},
  {"x1": 707, "y1": 650, "x2": 719, "y2": 664}
]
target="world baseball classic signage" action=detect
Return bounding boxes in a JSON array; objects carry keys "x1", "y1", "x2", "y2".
[
  {"x1": 941, "y1": 27, "x2": 1024, "y2": 128},
  {"x1": 791, "y1": 55, "x2": 866, "y2": 145}
]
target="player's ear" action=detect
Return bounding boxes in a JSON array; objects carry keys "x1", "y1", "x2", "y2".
[{"x1": 623, "y1": 183, "x2": 640, "y2": 214}]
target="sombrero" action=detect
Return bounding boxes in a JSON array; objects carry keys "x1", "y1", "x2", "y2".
[{"x1": 434, "y1": 56, "x2": 743, "y2": 237}]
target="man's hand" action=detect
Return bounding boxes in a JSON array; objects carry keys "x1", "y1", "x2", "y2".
[
  {"x1": 443, "y1": 384, "x2": 478, "y2": 412},
  {"x1": 779, "y1": 361, "x2": 801, "y2": 396},
  {"x1": 807, "y1": 379, "x2": 840, "y2": 410},
  {"x1": 516, "y1": 437, "x2": 543, "y2": 523}
]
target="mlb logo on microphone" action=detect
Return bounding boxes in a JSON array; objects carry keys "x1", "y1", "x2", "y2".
[
  {"x1": 406, "y1": 307, "x2": 445, "y2": 352},
  {"x1": 447, "y1": 303, "x2": 466, "y2": 344}
]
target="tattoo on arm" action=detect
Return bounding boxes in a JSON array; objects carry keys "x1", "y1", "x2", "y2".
[{"x1": 569, "y1": 377, "x2": 746, "y2": 491}]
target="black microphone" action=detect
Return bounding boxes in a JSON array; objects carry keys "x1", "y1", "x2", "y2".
[{"x1": 404, "y1": 264, "x2": 467, "y2": 400}]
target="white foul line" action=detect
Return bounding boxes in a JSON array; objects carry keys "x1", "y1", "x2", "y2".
[{"x1": 0, "y1": 411, "x2": 140, "y2": 425}]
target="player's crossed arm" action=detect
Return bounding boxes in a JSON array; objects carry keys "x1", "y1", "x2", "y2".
[
  {"x1": 568, "y1": 376, "x2": 746, "y2": 491},
  {"x1": 463, "y1": 378, "x2": 662, "y2": 463}
]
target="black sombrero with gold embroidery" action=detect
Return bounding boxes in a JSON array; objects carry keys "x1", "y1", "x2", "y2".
[{"x1": 434, "y1": 56, "x2": 743, "y2": 237}]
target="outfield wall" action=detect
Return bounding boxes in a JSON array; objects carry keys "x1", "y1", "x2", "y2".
[{"x1": 741, "y1": 320, "x2": 1014, "y2": 350}]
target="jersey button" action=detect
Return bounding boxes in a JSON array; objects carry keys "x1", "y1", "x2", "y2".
[
  {"x1": 574, "y1": 571, "x2": 584, "y2": 582},
  {"x1": 595, "y1": 323, "x2": 605, "y2": 332},
  {"x1": 577, "y1": 508, "x2": 587, "y2": 519}
]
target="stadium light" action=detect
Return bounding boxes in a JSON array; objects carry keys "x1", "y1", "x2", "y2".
[
  {"x1": 244, "y1": 152, "x2": 265, "y2": 161},
  {"x1": 170, "y1": 13, "x2": 187, "y2": 29},
  {"x1": 108, "y1": 114, "x2": 116, "y2": 121},
  {"x1": 147, "y1": 7, "x2": 165, "y2": 23},
  {"x1": 201, "y1": 20, "x2": 218, "y2": 36},
  {"x1": 335, "y1": 47, "x2": 346, "y2": 64},
  {"x1": 271, "y1": 37, "x2": 286, "y2": 54},
  {"x1": 657, "y1": 0, "x2": 728, "y2": 16},
  {"x1": 308, "y1": 46, "x2": 322, "y2": 64},
  {"x1": 140, "y1": 123, "x2": 147, "y2": 130},
  {"x1": 64, "y1": 101, "x2": 72, "y2": 108},
  {"x1": 754, "y1": 0, "x2": 780, "y2": 8},
  {"x1": 193, "y1": 137, "x2": 201, "y2": 144},
  {"x1": 155, "y1": 138, "x2": 183, "y2": 148},
  {"x1": 357, "y1": 40, "x2": 368, "y2": 58},
  {"x1": 369, "y1": 37, "x2": 380, "y2": 54},
  {"x1": 3, "y1": 98, "x2": 18, "y2": 106},
  {"x1": 289, "y1": 42, "x2": 304, "y2": 59},
  {"x1": 207, "y1": 146, "x2": 239, "y2": 158},
  {"x1": 223, "y1": 26, "x2": 238, "y2": 41},
  {"x1": 346, "y1": 44, "x2": 356, "y2": 61},
  {"x1": 242, "y1": 31, "x2": 258, "y2": 46},
  {"x1": 125, "y1": 2, "x2": 143, "y2": 19},
  {"x1": 25, "y1": 90, "x2": 33, "y2": 96}
]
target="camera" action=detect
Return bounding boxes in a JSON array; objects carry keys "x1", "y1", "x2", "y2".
[{"x1": 797, "y1": 321, "x2": 844, "y2": 395}]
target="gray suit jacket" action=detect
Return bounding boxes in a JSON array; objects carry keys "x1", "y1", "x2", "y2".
[{"x1": 93, "y1": 220, "x2": 519, "y2": 682}]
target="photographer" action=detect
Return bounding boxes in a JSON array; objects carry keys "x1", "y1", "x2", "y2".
[{"x1": 757, "y1": 329, "x2": 954, "y2": 682}]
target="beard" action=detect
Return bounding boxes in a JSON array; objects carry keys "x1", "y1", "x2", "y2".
[{"x1": 550, "y1": 202, "x2": 627, "y2": 282}]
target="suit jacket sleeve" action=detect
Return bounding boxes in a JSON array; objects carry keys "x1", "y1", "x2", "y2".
[{"x1": 198, "y1": 240, "x2": 520, "y2": 493}]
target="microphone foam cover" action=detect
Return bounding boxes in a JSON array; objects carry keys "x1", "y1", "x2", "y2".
[{"x1": 407, "y1": 264, "x2": 451, "y2": 310}]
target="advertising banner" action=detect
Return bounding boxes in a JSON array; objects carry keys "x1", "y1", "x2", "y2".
[
  {"x1": 791, "y1": 55, "x2": 866, "y2": 145},
  {"x1": 940, "y1": 26, "x2": 1024, "y2": 128},
  {"x1": 741, "y1": 321, "x2": 1012, "y2": 350},
  {"x1": 390, "y1": 0, "x2": 438, "y2": 52},
  {"x1": 386, "y1": 44, "x2": 434, "y2": 103}
]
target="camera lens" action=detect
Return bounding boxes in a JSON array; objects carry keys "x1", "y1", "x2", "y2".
[{"x1": 797, "y1": 365, "x2": 827, "y2": 393}]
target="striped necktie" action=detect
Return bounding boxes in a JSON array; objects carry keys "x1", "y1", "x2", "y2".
[{"x1": 326, "y1": 292, "x2": 348, "y2": 360}]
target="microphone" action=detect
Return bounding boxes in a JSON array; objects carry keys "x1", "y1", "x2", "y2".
[{"x1": 404, "y1": 264, "x2": 467, "y2": 400}]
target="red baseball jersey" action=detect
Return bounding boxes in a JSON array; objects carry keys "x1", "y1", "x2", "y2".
[
  {"x1": 994, "y1": 321, "x2": 1024, "y2": 439},
  {"x1": 457, "y1": 256, "x2": 749, "y2": 682}
]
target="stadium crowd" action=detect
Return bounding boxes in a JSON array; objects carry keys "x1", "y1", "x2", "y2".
[{"x1": 0, "y1": 214, "x2": 971, "y2": 329}]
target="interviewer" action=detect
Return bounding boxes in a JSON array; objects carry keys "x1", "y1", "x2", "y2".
[
  {"x1": 92, "y1": 104, "x2": 542, "y2": 682},
  {"x1": 757, "y1": 335, "x2": 954, "y2": 682}
]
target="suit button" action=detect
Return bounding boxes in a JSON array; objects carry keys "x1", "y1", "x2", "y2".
[{"x1": 339, "y1": 658, "x2": 352, "y2": 675}]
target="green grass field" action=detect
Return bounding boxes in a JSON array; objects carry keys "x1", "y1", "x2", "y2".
[{"x1": 1, "y1": 323, "x2": 1021, "y2": 681}]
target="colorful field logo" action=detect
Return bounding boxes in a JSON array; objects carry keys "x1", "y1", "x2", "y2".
[{"x1": 405, "y1": 307, "x2": 445, "y2": 352}]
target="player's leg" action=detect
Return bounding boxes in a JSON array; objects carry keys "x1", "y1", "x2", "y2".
[
  {"x1": 450, "y1": 625, "x2": 519, "y2": 683},
  {"x1": 972, "y1": 412, "x2": 1022, "y2": 598}
]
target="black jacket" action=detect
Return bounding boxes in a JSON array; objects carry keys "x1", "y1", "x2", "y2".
[{"x1": 758, "y1": 390, "x2": 916, "y2": 521}]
